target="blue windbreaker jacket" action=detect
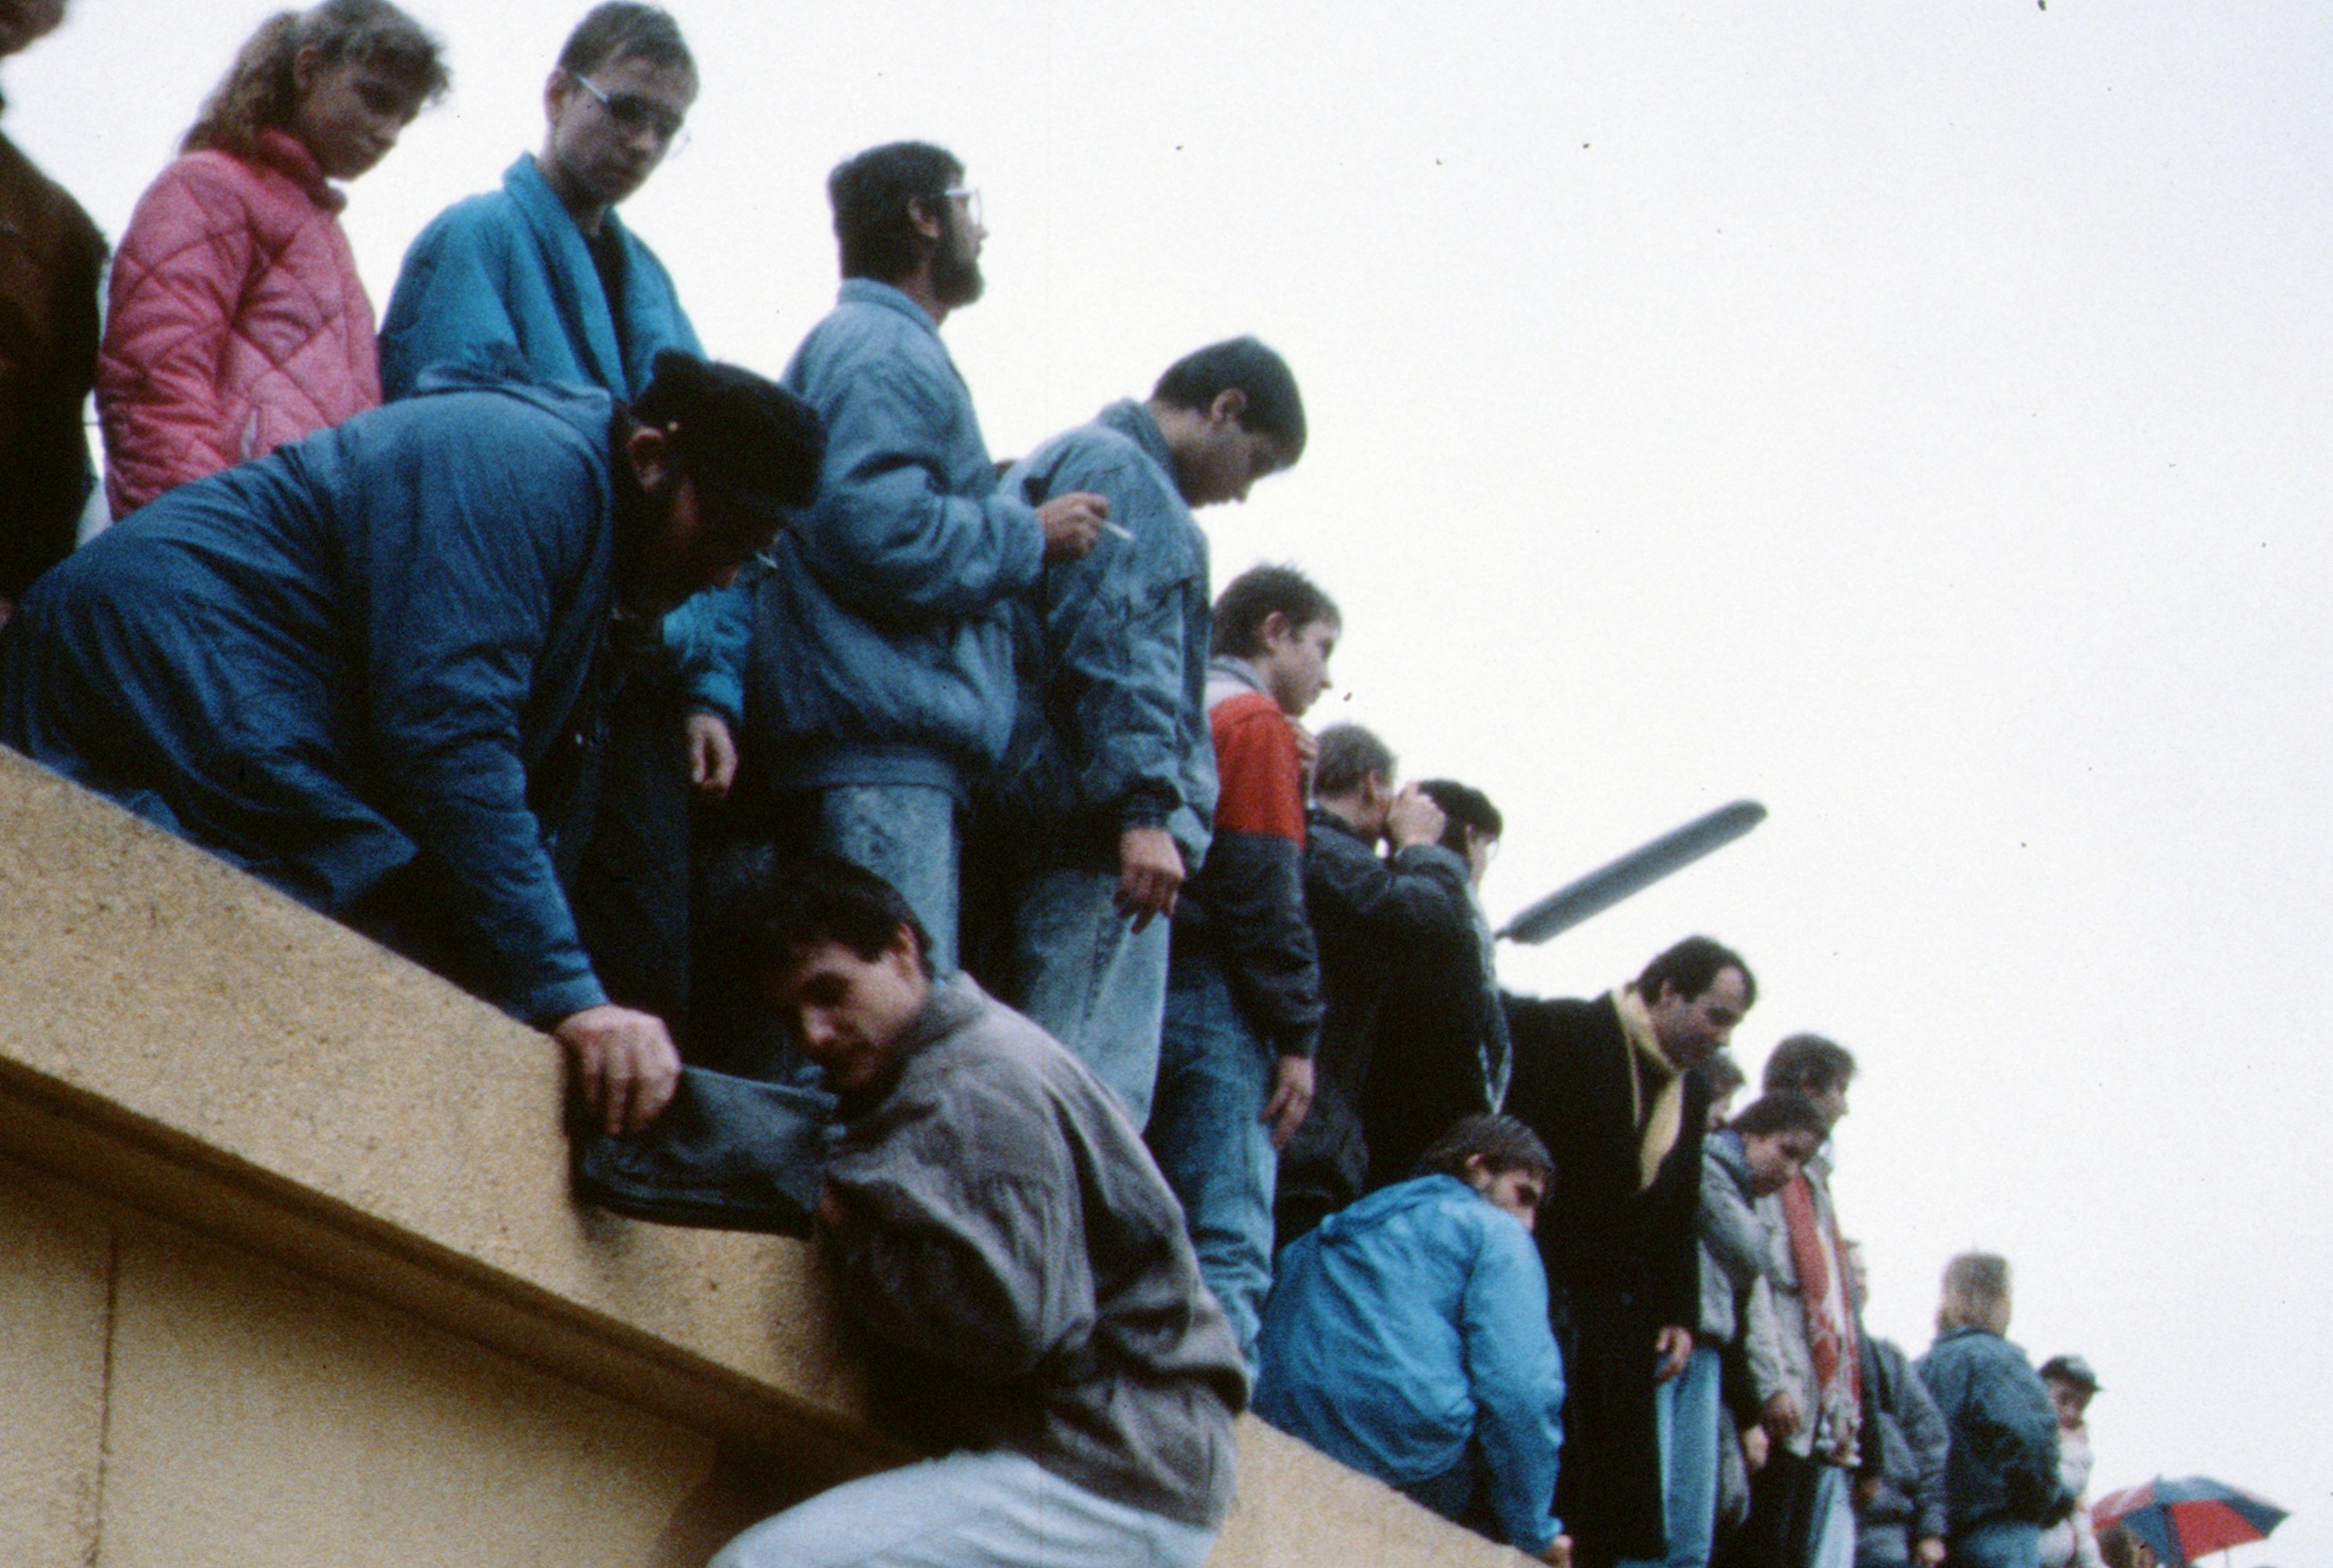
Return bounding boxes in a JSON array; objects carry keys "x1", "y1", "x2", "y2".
[
  {"x1": 1255, "y1": 1174, "x2": 1567, "y2": 1553},
  {"x1": 0, "y1": 365, "x2": 621, "y2": 1021},
  {"x1": 377, "y1": 154, "x2": 700, "y2": 401}
]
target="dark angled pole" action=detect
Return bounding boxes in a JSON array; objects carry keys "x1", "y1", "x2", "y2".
[{"x1": 1498, "y1": 800, "x2": 1767, "y2": 945}]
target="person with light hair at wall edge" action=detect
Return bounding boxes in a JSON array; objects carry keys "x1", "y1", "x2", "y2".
[
  {"x1": 710, "y1": 855, "x2": 1244, "y2": 1568},
  {"x1": 1914, "y1": 1254, "x2": 2069, "y2": 1568},
  {"x1": 1147, "y1": 563, "x2": 1338, "y2": 1365},
  {"x1": 671, "y1": 140, "x2": 1107, "y2": 976},
  {"x1": 975, "y1": 336, "x2": 1305, "y2": 1126},
  {"x1": 98, "y1": 0, "x2": 447, "y2": 517}
]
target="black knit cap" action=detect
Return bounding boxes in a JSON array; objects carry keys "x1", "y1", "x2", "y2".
[{"x1": 633, "y1": 350, "x2": 825, "y2": 530}]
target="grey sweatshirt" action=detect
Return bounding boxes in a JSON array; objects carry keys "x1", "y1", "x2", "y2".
[{"x1": 822, "y1": 973, "x2": 1248, "y2": 1527}]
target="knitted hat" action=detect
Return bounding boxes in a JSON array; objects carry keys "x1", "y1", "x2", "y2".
[{"x1": 633, "y1": 350, "x2": 823, "y2": 530}]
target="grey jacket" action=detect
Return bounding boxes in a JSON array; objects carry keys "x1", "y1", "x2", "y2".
[
  {"x1": 1860, "y1": 1332, "x2": 1950, "y2": 1541},
  {"x1": 822, "y1": 974, "x2": 1248, "y2": 1527},
  {"x1": 1752, "y1": 1153, "x2": 1857, "y2": 1462}
]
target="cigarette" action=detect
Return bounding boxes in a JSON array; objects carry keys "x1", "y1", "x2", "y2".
[{"x1": 1101, "y1": 520, "x2": 1135, "y2": 541}]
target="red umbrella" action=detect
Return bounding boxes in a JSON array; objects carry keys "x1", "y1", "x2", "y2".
[{"x1": 2092, "y1": 1476, "x2": 2288, "y2": 1566}]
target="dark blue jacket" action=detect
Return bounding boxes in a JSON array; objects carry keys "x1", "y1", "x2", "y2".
[
  {"x1": 1916, "y1": 1327, "x2": 2068, "y2": 1536},
  {"x1": 0, "y1": 367, "x2": 621, "y2": 1021},
  {"x1": 672, "y1": 280, "x2": 1041, "y2": 792},
  {"x1": 990, "y1": 399, "x2": 1215, "y2": 869}
]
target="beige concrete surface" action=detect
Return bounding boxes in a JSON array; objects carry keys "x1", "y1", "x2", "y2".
[
  {"x1": 0, "y1": 1163, "x2": 110, "y2": 1563},
  {"x1": 0, "y1": 746, "x2": 877, "y2": 1473},
  {"x1": 0, "y1": 746, "x2": 1536, "y2": 1567}
]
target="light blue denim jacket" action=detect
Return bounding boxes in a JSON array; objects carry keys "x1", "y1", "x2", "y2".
[
  {"x1": 988, "y1": 400, "x2": 1216, "y2": 870},
  {"x1": 671, "y1": 280, "x2": 1042, "y2": 791}
]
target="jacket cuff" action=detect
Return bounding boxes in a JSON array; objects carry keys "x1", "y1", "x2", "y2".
[
  {"x1": 522, "y1": 972, "x2": 611, "y2": 1026},
  {"x1": 1116, "y1": 783, "x2": 1175, "y2": 832},
  {"x1": 1275, "y1": 1025, "x2": 1320, "y2": 1061}
]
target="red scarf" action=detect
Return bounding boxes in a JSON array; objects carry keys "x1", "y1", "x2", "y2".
[{"x1": 1780, "y1": 1172, "x2": 1862, "y2": 1459}]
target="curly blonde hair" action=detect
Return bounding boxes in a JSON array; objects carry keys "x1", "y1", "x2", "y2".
[{"x1": 183, "y1": 0, "x2": 447, "y2": 158}]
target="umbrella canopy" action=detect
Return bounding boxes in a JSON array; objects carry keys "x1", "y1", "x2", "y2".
[{"x1": 2092, "y1": 1476, "x2": 2288, "y2": 1566}]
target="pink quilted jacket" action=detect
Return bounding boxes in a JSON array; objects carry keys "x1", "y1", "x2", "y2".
[{"x1": 98, "y1": 128, "x2": 380, "y2": 517}]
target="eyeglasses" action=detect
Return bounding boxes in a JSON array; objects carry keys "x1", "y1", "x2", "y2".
[
  {"x1": 572, "y1": 74, "x2": 689, "y2": 156},
  {"x1": 941, "y1": 185, "x2": 983, "y2": 228}
]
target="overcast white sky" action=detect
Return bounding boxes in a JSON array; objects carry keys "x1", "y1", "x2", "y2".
[{"x1": 11, "y1": 2, "x2": 2328, "y2": 1558}]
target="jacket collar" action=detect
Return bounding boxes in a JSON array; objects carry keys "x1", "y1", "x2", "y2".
[
  {"x1": 1098, "y1": 398, "x2": 1175, "y2": 474},
  {"x1": 502, "y1": 153, "x2": 632, "y2": 392},
  {"x1": 1208, "y1": 654, "x2": 1267, "y2": 696},
  {"x1": 254, "y1": 128, "x2": 345, "y2": 212},
  {"x1": 838, "y1": 276, "x2": 943, "y2": 338},
  {"x1": 837, "y1": 971, "x2": 985, "y2": 1121}
]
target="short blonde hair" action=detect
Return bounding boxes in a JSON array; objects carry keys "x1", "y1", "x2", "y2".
[{"x1": 1937, "y1": 1251, "x2": 2013, "y2": 1335}]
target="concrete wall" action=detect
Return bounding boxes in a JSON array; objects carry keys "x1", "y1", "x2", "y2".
[{"x1": 0, "y1": 748, "x2": 1529, "y2": 1567}]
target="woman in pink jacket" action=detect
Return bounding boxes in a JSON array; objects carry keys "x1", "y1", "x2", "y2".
[{"x1": 98, "y1": 0, "x2": 446, "y2": 516}]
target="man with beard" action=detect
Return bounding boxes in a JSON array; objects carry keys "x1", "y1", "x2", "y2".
[
  {"x1": 377, "y1": 4, "x2": 712, "y2": 1051},
  {"x1": 675, "y1": 140, "x2": 1106, "y2": 976},
  {"x1": 1504, "y1": 936, "x2": 1757, "y2": 1568},
  {"x1": 0, "y1": 350, "x2": 823, "y2": 1139}
]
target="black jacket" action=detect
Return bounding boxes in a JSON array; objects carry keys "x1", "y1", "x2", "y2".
[
  {"x1": 1504, "y1": 990, "x2": 1712, "y2": 1564},
  {"x1": 1277, "y1": 809, "x2": 1472, "y2": 1221}
]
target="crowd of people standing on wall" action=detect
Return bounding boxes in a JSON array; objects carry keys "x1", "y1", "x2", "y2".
[{"x1": 0, "y1": 5, "x2": 2127, "y2": 1567}]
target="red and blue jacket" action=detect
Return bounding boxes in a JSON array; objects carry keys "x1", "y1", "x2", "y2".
[{"x1": 1172, "y1": 656, "x2": 1322, "y2": 1058}]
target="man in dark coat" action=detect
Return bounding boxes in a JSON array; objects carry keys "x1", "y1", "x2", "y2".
[
  {"x1": 1360, "y1": 775, "x2": 1513, "y2": 1192},
  {"x1": 1274, "y1": 721, "x2": 1472, "y2": 1246},
  {"x1": 1504, "y1": 935, "x2": 1757, "y2": 1568},
  {"x1": 0, "y1": 350, "x2": 821, "y2": 1136}
]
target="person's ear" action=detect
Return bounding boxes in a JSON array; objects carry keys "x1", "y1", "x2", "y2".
[
  {"x1": 1207, "y1": 387, "x2": 1248, "y2": 430},
  {"x1": 293, "y1": 42, "x2": 326, "y2": 96},
  {"x1": 907, "y1": 196, "x2": 945, "y2": 243},
  {"x1": 884, "y1": 920, "x2": 924, "y2": 975},
  {"x1": 625, "y1": 424, "x2": 675, "y2": 491},
  {"x1": 1257, "y1": 609, "x2": 1291, "y2": 653}
]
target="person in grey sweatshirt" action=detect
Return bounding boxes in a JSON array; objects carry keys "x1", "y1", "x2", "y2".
[{"x1": 709, "y1": 854, "x2": 1247, "y2": 1568}]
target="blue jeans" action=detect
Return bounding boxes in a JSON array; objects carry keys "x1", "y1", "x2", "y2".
[
  {"x1": 1812, "y1": 1462, "x2": 1858, "y2": 1568},
  {"x1": 1008, "y1": 865, "x2": 1170, "y2": 1127},
  {"x1": 801, "y1": 784, "x2": 959, "y2": 975},
  {"x1": 1147, "y1": 940, "x2": 1277, "y2": 1366},
  {"x1": 1618, "y1": 1344, "x2": 1724, "y2": 1568},
  {"x1": 710, "y1": 1449, "x2": 1217, "y2": 1568},
  {"x1": 1951, "y1": 1520, "x2": 2041, "y2": 1568}
]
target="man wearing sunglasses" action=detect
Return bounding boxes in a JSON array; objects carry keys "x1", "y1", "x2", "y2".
[{"x1": 377, "y1": 5, "x2": 716, "y2": 1063}]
